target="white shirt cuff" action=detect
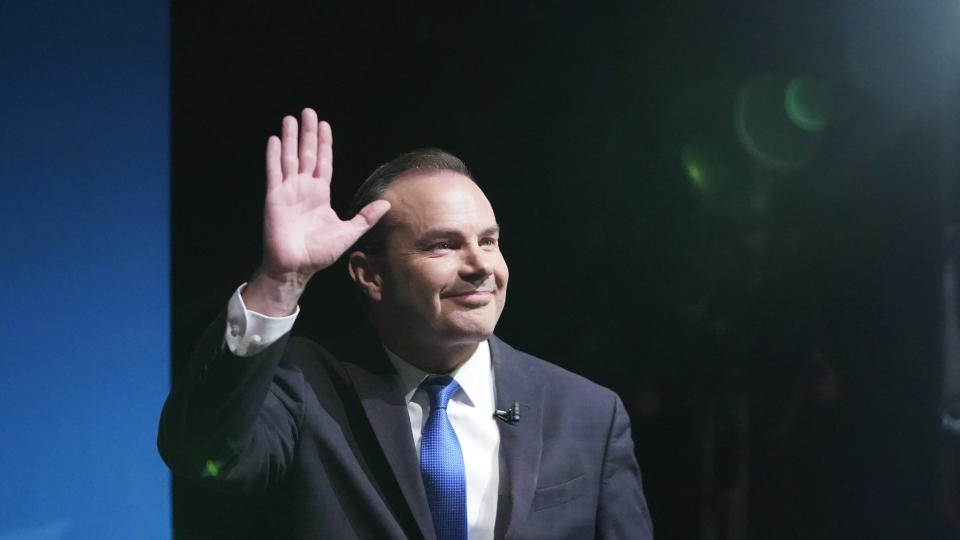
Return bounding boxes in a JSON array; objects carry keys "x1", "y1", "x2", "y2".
[{"x1": 224, "y1": 283, "x2": 299, "y2": 357}]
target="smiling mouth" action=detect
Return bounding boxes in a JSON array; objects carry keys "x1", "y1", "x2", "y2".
[{"x1": 442, "y1": 290, "x2": 495, "y2": 303}]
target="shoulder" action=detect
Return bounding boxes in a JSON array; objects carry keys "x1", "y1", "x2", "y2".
[
  {"x1": 490, "y1": 335, "x2": 621, "y2": 409},
  {"x1": 280, "y1": 329, "x2": 391, "y2": 382},
  {"x1": 270, "y1": 334, "x2": 351, "y2": 387}
]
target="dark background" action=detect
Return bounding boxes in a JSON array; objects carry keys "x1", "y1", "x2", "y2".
[{"x1": 171, "y1": 2, "x2": 960, "y2": 539}]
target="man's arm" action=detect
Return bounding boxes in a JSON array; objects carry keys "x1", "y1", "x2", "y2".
[
  {"x1": 596, "y1": 395, "x2": 655, "y2": 539},
  {"x1": 158, "y1": 309, "x2": 301, "y2": 493},
  {"x1": 158, "y1": 108, "x2": 390, "y2": 490}
]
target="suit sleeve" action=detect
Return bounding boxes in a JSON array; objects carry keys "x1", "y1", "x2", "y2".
[
  {"x1": 157, "y1": 310, "x2": 305, "y2": 496},
  {"x1": 596, "y1": 394, "x2": 655, "y2": 539}
]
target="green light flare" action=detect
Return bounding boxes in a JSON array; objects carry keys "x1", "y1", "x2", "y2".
[
  {"x1": 735, "y1": 74, "x2": 821, "y2": 173},
  {"x1": 785, "y1": 77, "x2": 830, "y2": 132},
  {"x1": 681, "y1": 143, "x2": 728, "y2": 194},
  {"x1": 687, "y1": 163, "x2": 704, "y2": 184},
  {"x1": 203, "y1": 459, "x2": 222, "y2": 477}
]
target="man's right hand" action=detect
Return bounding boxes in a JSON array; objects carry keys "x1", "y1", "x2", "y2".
[{"x1": 243, "y1": 108, "x2": 391, "y2": 316}]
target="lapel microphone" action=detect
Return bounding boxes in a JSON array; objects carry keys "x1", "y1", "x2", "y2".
[{"x1": 493, "y1": 402, "x2": 520, "y2": 424}]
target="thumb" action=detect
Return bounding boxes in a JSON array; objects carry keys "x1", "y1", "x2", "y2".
[{"x1": 348, "y1": 199, "x2": 392, "y2": 234}]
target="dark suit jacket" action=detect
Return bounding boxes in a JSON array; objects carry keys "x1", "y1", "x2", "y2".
[{"x1": 159, "y1": 315, "x2": 653, "y2": 539}]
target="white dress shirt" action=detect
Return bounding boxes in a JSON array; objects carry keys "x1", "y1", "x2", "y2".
[{"x1": 224, "y1": 284, "x2": 500, "y2": 540}]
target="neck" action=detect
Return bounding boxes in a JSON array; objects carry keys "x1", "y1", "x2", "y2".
[
  {"x1": 387, "y1": 338, "x2": 479, "y2": 374},
  {"x1": 374, "y1": 325, "x2": 480, "y2": 374}
]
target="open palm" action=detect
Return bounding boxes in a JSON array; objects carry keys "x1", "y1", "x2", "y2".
[{"x1": 261, "y1": 109, "x2": 390, "y2": 277}]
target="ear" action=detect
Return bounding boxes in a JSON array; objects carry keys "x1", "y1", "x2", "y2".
[{"x1": 348, "y1": 250, "x2": 384, "y2": 301}]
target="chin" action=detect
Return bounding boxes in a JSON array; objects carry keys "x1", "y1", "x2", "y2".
[{"x1": 439, "y1": 319, "x2": 497, "y2": 344}]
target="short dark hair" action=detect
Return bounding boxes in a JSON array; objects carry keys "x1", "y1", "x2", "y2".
[{"x1": 348, "y1": 147, "x2": 472, "y2": 255}]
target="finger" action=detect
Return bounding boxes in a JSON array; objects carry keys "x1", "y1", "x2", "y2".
[
  {"x1": 280, "y1": 115, "x2": 298, "y2": 179},
  {"x1": 265, "y1": 135, "x2": 282, "y2": 191},
  {"x1": 348, "y1": 199, "x2": 392, "y2": 234},
  {"x1": 298, "y1": 108, "x2": 318, "y2": 174},
  {"x1": 314, "y1": 120, "x2": 333, "y2": 181}
]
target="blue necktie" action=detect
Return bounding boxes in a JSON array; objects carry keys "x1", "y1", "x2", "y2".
[{"x1": 420, "y1": 376, "x2": 467, "y2": 540}]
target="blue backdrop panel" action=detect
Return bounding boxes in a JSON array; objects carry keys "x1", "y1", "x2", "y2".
[{"x1": 0, "y1": 2, "x2": 170, "y2": 539}]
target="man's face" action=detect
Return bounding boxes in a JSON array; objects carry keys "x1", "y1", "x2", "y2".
[{"x1": 372, "y1": 171, "x2": 509, "y2": 348}]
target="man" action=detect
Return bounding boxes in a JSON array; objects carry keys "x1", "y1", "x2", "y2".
[{"x1": 159, "y1": 108, "x2": 653, "y2": 539}]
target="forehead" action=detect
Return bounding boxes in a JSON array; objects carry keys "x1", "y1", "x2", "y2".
[{"x1": 382, "y1": 171, "x2": 497, "y2": 235}]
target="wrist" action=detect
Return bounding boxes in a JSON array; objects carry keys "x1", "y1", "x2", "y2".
[{"x1": 242, "y1": 268, "x2": 313, "y2": 316}]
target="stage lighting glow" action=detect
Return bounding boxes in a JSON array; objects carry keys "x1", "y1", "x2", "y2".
[
  {"x1": 204, "y1": 459, "x2": 222, "y2": 477},
  {"x1": 785, "y1": 77, "x2": 830, "y2": 132},
  {"x1": 681, "y1": 143, "x2": 728, "y2": 194},
  {"x1": 842, "y1": 1, "x2": 960, "y2": 114},
  {"x1": 735, "y1": 74, "x2": 822, "y2": 173},
  {"x1": 686, "y1": 162, "x2": 705, "y2": 184}
]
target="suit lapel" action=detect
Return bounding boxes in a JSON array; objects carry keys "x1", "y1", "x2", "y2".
[
  {"x1": 490, "y1": 336, "x2": 544, "y2": 539},
  {"x1": 338, "y1": 331, "x2": 436, "y2": 540}
]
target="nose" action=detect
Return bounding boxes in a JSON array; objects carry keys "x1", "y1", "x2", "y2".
[{"x1": 459, "y1": 242, "x2": 493, "y2": 282}]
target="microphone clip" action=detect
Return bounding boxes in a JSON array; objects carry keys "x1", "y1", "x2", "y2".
[{"x1": 493, "y1": 402, "x2": 520, "y2": 425}]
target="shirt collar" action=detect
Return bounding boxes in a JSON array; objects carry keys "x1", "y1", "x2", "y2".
[{"x1": 384, "y1": 341, "x2": 492, "y2": 408}]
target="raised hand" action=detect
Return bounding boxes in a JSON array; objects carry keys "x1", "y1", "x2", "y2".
[{"x1": 243, "y1": 108, "x2": 390, "y2": 316}]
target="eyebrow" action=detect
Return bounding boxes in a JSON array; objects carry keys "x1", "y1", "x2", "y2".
[{"x1": 416, "y1": 225, "x2": 501, "y2": 243}]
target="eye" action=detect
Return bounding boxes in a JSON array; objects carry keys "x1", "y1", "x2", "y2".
[{"x1": 480, "y1": 237, "x2": 498, "y2": 248}]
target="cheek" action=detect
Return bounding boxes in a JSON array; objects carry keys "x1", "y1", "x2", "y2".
[
  {"x1": 497, "y1": 257, "x2": 509, "y2": 287},
  {"x1": 411, "y1": 262, "x2": 457, "y2": 300}
]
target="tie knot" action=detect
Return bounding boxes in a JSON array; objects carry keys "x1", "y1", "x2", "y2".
[{"x1": 420, "y1": 376, "x2": 460, "y2": 409}]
